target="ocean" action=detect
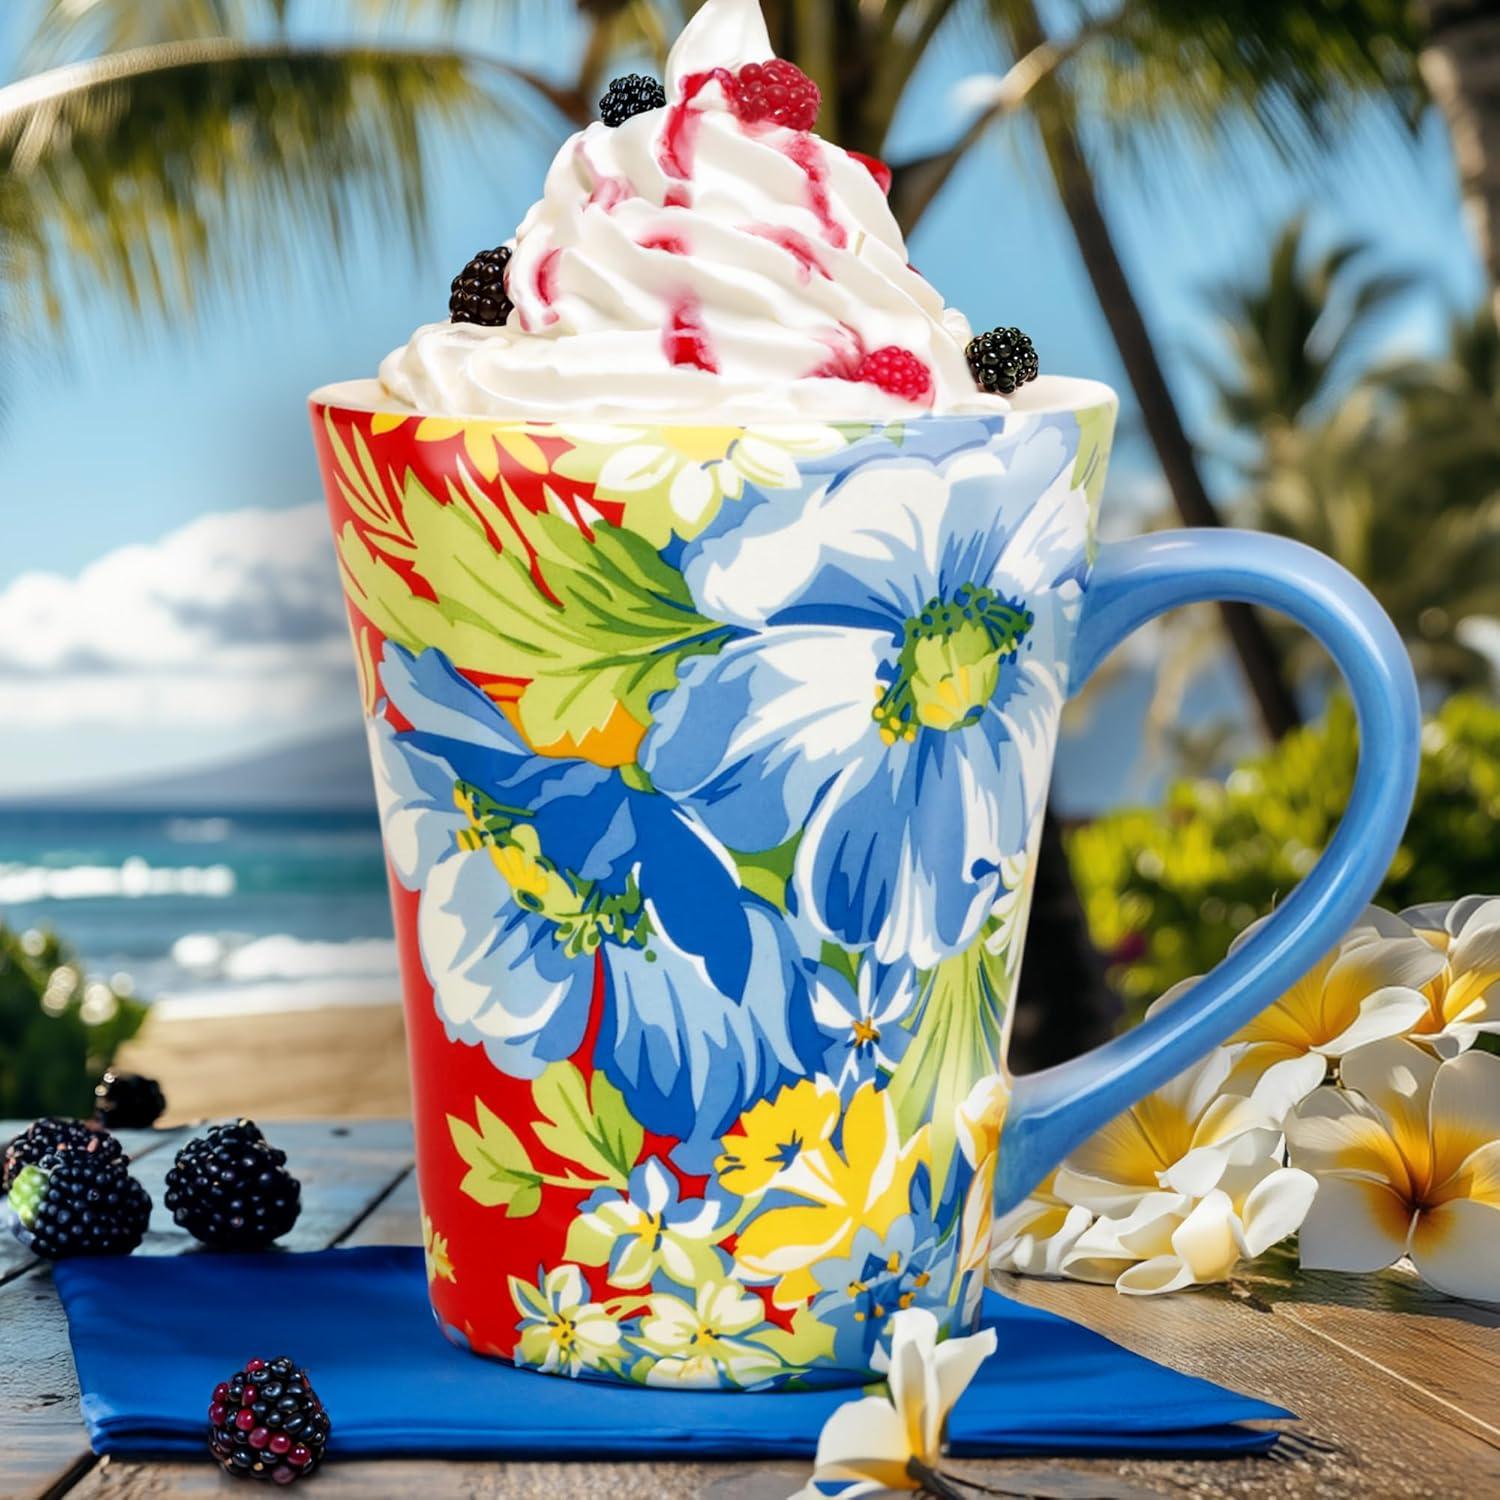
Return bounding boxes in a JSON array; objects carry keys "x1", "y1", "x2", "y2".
[{"x1": 0, "y1": 808, "x2": 399, "y2": 1015}]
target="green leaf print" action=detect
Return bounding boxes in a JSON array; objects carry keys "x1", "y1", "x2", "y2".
[
  {"x1": 1073, "y1": 404, "x2": 1116, "y2": 558},
  {"x1": 338, "y1": 469, "x2": 720, "y2": 748},
  {"x1": 887, "y1": 930, "x2": 1010, "y2": 1200},
  {"x1": 448, "y1": 1098, "x2": 542, "y2": 1218},
  {"x1": 531, "y1": 1061, "x2": 644, "y2": 1189}
]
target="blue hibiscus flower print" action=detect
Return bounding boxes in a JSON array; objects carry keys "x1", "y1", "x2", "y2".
[
  {"x1": 642, "y1": 421, "x2": 1089, "y2": 969},
  {"x1": 368, "y1": 643, "x2": 823, "y2": 1152}
]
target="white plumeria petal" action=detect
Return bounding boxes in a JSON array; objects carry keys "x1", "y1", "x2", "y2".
[
  {"x1": 1246, "y1": 1052, "x2": 1329, "y2": 1117},
  {"x1": 932, "y1": 1323, "x2": 998, "y2": 1420},
  {"x1": 1319, "y1": 985, "x2": 1432, "y2": 1057},
  {"x1": 989, "y1": 1202, "x2": 1093, "y2": 1278},
  {"x1": 1296, "y1": 1175, "x2": 1413, "y2": 1273},
  {"x1": 1428, "y1": 1041, "x2": 1500, "y2": 1155},
  {"x1": 806, "y1": 1395, "x2": 914, "y2": 1491},
  {"x1": 1114, "y1": 1255, "x2": 1199, "y2": 1295},
  {"x1": 1239, "y1": 1167, "x2": 1320, "y2": 1259},
  {"x1": 1409, "y1": 1199, "x2": 1500, "y2": 1302}
]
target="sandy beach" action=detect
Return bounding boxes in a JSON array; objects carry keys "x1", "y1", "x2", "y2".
[{"x1": 114, "y1": 1000, "x2": 412, "y2": 1124}]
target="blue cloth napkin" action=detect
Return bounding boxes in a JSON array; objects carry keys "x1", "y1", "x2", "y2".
[{"x1": 55, "y1": 1247, "x2": 1288, "y2": 1460}]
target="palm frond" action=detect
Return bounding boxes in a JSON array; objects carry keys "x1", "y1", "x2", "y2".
[
  {"x1": 1057, "y1": 0, "x2": 1424, "y2": 167},
  {"x1": 0, "y1": 41, "x2": 522, "y2": 339}
]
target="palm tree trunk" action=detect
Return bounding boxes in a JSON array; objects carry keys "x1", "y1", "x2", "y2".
[
  {"x1": 1004, "y1": 0, "x2": 1303, "y2": 745},
  {"x1": 1418, "y1": 0, "x2": 1500, "y2": 330}
]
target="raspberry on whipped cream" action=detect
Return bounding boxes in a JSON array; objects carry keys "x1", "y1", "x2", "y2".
[{"x1": 379, "y1": 0, "x2": 1010, "y2": 422}]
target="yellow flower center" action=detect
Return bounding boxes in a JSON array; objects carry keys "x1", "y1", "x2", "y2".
[{"x1": 852, "y1": 1018, "x2": 881, "y2": 1047}]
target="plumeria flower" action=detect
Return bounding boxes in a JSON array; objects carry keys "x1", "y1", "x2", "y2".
[
  {"x1": 643, "y1": 423, "x2": 1088, "y2": 970},
  {"x1": 421, "y1": 1212, "x2": 456, "y2": 1284},
  {"x1": 1052, "y1": 1047, "x2": 1301, "y2": 1218},
  {"x1": 556, "y1": 422, "x2": 849, "y2": 542},
  {"x1": 733, "y1": 1081, "x2": 929, "y2": 1306},
  {"x1": 812, "y1": 960, "x2": 919, "y2": 1095},
  {"x1": 1397, "y1": 897, "x2": 1500, "y2": 1056},
  {"x1": 793, "y1": 1307, "x2": 996, "y2": 1498},
  {"x1": 1153, "y1": 912, "x2": 1444, "y2": 1106},
  {"x1": 988, "y1": 1173, "x2": 1093, "y2": 1279},
  {"x1": 636, "y1": 1278, "x2": 781, "y2": 1389},
  {"x1": 367, "y1": 643, "x2": 823, "y2": 1153},
  {"x1": 564, "y1": 1157, "x2": 729, "y2": 1290},
  {"x1": 715, "y1": 1078, "x2": 842, "y2": 1199},
  {"x1": 1287, "y1": 1038, "x2": 1500, "y2": 1301},
  {"x1": 1061, "y1": 1155, "x2": 1317, "y2": 1295},
  {"x1": 509, "y1": 1265, "x2": 622, "y2": 1378}
]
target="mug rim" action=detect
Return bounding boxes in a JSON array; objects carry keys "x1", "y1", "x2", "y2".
[{"x1": 309, "y1": 374, "x2": 1119, "y2": 425}]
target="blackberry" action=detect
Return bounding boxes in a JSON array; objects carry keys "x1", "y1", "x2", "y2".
[
  {"x1": 965, "y1": 327, "x2": 1039, "y2": 395},
  {"x1": 165, "y1": 1119, "x2": 301, "y2": 1250},
  {"x1": 599, "y1": 73, "x2": 666, "y2": 127},
  {"x1": 448, "y1": 246, "x2": 513, "y2": 327},
  {"x1": 5, "y1": 1151, "x2": 151, "y2": 1258},
  {"x1": 3, "y1": 1117, "x2": 124, "y2": 1191},
  {"x1": 94, "y1": 1071, "x2": 166, "y2": 1130},
  {"x1": 208, "y1": 1355, "x2": 330, "y2": 1484}
]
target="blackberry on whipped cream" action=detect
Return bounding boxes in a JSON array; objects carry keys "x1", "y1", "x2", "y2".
[{"x1": 379, "y1": 0, "x2": 1011, "y2": 423}]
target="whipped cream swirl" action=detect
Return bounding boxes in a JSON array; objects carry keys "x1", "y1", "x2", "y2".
[{"x1": 379, "y1": 0, "x2": 1007, "y2": 422}]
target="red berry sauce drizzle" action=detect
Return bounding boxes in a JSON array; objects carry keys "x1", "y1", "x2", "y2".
[{"x1": 666, "y1": 292, "x2": 718, "y2": 371}]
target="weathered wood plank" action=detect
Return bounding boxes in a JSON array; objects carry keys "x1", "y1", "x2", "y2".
[
  {"x1": 1004, "y1": 1271, "x2": 1500, "y2": 1498},
  {"x1": 0, "y1": 1126, "x2": 187, "y2": 1287},
  {"x1": 336, "y1": 1165, "x2": 421, "y2": 1248},
  {"x1": 0, "y1": 1120, "x2": 413, "y2": 1500},
  {"x1": 59, "y1": 1453, "x2": 1222, "y2": 1499},
  {"x1": 1237, "y1": 1246, "x2": 1500, "y2": 1436}
]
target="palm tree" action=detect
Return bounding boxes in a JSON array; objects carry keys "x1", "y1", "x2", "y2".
[
  {"x1": 1416, "y1": 1, "x2": 1500, "y2": 331},
  {"x1": 1204, "y1": 229, "x2": 1500, "y2": 690},
  {"x1": 1195, "y1": 216, "x2": 1416, "y2": 463}
]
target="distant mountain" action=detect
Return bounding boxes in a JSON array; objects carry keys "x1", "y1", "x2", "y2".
[{"x1": 1, "y1": 726, "x2": 377, "y2": 813}]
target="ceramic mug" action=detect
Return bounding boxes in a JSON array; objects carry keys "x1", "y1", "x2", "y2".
[{"x1": 311, "y1": 377, "x2": 1418, "y2": 1389}]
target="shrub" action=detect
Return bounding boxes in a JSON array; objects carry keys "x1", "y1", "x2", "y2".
[
  {"x1": 0, "y1": 926, "x2": 146, "y2": 1118},
  {"x1": 1067, "y1": 694, "x2": 1500, "y2": 1020}
]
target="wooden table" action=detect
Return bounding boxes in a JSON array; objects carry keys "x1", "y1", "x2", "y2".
[{"x1": 4, "y1": 1119, "x2": 1497, "y2": 1500}]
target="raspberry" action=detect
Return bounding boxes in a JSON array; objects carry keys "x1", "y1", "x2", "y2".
[
  {"x1": 856, "y1": 347, "x2": 933, "y2": 403},
  {"x1": 725, "y1": 60, "x2": 821, "y2": 132}
]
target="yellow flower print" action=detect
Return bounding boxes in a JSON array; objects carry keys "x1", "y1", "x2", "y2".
[
  {"x1": 421, "y1": 1212, "x2": 456, "y2": 1284},
  {"x1": 411, "y1": 418, "x2": 550, "y2": 483},
  {"x1": 716, "y1": 1078, "x2": 841, "y2": 1198},
  {"x1": 733, "y1": 1082, "x2": 928, "y2": 1307}
]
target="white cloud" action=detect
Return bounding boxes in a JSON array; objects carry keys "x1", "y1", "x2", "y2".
[{"x1": 0, "y1": 505, "x2": 359, "y2": 731}]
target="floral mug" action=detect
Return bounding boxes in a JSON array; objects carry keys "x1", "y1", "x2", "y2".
[{"x1": 311, "y1": 377, "x2": 1418, "y2": 1389}]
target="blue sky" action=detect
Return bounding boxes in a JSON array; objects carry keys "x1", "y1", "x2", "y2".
[{"x1": 0, "y1": 1, "x2": 1484, "y2": 797}]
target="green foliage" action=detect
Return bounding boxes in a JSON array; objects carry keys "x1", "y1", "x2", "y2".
[
  {"x1": 889, "y1": 927, "x2": 1008, "y2": 1193},
  {"x1": 531, "y1": 1061, "x2": 642, "y2": 1189},
  {"x1": 338, "y1": 466, "x2": 719, "y2": 748},
  {"x1": 447, "y1": 1095, "x2": 542, "y2": 1217},
  {"x1": 1069, "y1": 694, "x2": 1500, "y2": 1019},
  {"x1": 0, "y1": 925, "x2": 146, "y2": 1119}
]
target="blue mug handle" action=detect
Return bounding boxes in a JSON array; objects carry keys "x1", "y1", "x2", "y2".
[{"x1": 995, "y1": 528, "x2": 1421, "y2": 1214}]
